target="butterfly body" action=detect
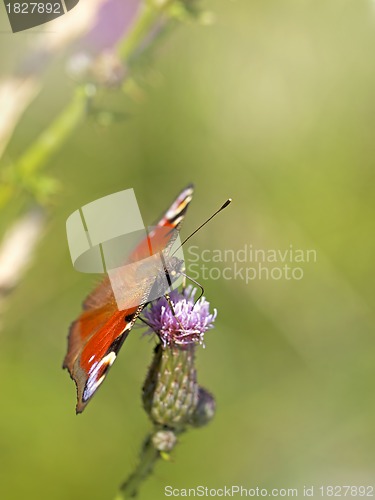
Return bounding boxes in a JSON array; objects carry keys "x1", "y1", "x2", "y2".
[{"x1": 63, "y1": 185, "x2": 194, "y2": 413}]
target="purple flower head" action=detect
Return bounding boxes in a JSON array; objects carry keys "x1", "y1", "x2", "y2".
[{"x1": 143, "y1": 286, "x2": 217, "y2": 347}]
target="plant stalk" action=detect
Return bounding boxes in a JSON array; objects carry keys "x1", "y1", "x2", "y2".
[{"x1": 116, "y1": 435, "x2": 160, "y2": 499}]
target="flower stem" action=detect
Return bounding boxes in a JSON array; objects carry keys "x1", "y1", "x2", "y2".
[
  {"x1": 0, "y1": 87, "x2": 87, "y2": 209},
  {"x1": 118, "y1": 0, "x2": 178, "y2": 61},
  {"x1": 17, "y1": 88, "x2": 88, "y2": 179},
  {"x1": 116, "y1": 434, "x2": 160, "y2": 499},
  {"x1": 118, "y1": 3, "x2": 160, "y2": 61}
]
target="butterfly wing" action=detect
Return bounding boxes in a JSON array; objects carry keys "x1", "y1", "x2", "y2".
[{"x1": 63, "y1": 184, "x2": 194, "y2": 413}]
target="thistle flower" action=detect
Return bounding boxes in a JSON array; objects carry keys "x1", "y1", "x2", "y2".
[
  {"x1": 141, "y1": 286, "x2": 217, "y2": 430},
  {"x1": 143, "y1": 286, "x2": 217, "y2": 347},
  {"x1": 120, "y1": 286, "x2": 217, "y2": 498}
]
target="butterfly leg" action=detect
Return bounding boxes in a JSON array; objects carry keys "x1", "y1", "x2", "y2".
[
  {"x1": 164, "y1": 293, "x2": 187, "y2": 334},
  {"x1": 138, "y1": 315, "x2": 156, "y2": 331},
  {"x1": 164, "y1": 293, "x2": 177, "y2": 316}
]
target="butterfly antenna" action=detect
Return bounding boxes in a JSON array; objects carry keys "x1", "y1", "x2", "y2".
[
  {"x1": 181, "y1": 272, "x2": 205, "y2": 303},
  {"x1": 172, "y1": 198, "x2": 232, "y2": 256}
]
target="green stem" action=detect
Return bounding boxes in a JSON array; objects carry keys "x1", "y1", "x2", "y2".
[
  {"x1": 118, "y1": 0, "x2": 177, "y2": 61},
  {"x1": 18, "y1": 88, "x2": 88, "y2": 178},
  {"x1": 118, "y1": 3, "x2": 160, "y2": 61},
  {"x1": 0, "y1": 87, "x2": 87, "y2": 209},
  {"x1": 116, "y1": 435, "x2": 160, "y2": 499}
]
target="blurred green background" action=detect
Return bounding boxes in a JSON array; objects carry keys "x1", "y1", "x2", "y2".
[{"x1": 1, "y1": 0, "x2": 375, "y2": 499}]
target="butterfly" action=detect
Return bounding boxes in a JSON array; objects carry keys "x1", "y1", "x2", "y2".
[{"x1": 63, "y1": 184, "x2": 194, "y2": 413}]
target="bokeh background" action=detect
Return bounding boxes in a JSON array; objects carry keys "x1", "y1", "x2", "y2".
[{"x1": 1, "y1": 0, "x2": 375, "y2": 499}]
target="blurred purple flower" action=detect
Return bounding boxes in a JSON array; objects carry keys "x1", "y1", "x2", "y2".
[
  {"x1": 143, "y1": 286, "x2": 217, "y2": 347},
  {"x1": 67, "y1": 0, "x2": 141, "y2": 85},
  {"x1": 79, "y1": 0, "x2": 140, "y2": 54}
]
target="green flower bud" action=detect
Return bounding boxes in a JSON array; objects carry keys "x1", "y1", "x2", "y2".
[
  {"x1": 189, "y1": 387, "x2": 216, "y2": 427},
  {"x1": 142, "y1": 343, "x2": 198, "y2": 430}
]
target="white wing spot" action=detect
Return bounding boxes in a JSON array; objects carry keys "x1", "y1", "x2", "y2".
[
  {"x1": 84, "y1": 352, "x2": 117, "y2": 401},
  {"x1": 102, "y1": 351, "x2": 116, "y2": 366},
  {"x1": 171, "y1": 215, "x2": 183, "y2": 226}
]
